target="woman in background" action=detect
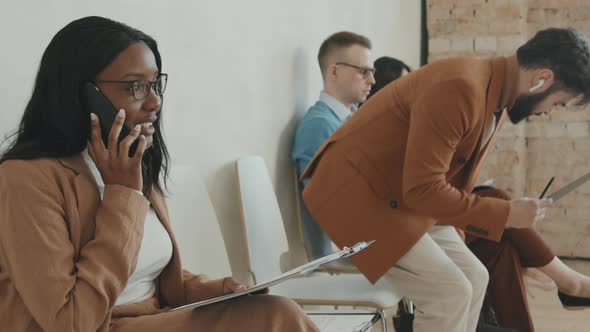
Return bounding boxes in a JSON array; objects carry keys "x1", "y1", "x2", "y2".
[
  {"x1": 367, "y1": 56, "x2": 412, "y2": 99},
  {"x1": 469, "y1": 186, "x2": 590, "y2": 332}
]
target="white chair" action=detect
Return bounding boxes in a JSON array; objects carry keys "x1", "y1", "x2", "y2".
[
  {"x1": 165, "y1": 164, "x2": 231, "y2": 278},
  {"x1": 293, "y1": 166, "x2": 415, "y2": 319},
  {"x1": 235, "y1": 156, "x2": 402, "y2": 332}
]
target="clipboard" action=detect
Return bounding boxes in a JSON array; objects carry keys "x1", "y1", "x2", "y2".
[
  {"x1": 169, "y1": 240, "x2": 375, "y2": 312},
  {"x1": 547, "y1": 171, "x2": 590, "y2": 202}
]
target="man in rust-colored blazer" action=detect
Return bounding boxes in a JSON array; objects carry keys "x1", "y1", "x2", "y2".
[{"x1": 301, "y1": 28, "x2": 590, "y2": 331}]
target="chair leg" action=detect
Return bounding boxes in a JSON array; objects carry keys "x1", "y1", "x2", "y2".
[
  {"x1": 379, "y1": 309, "x2": 388, "y2": 332},
  {"x1": 402, "y1": 297, "x2": 414, "y2": 314}
]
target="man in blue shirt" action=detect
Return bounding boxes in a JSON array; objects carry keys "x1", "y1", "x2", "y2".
[{"x1": 292, "y1": 31, "x2": 375, "y2": 259}]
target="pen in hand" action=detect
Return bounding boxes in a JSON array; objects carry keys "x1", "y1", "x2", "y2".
[{"x1": 539, "y1": 176, "x2": 555, "y2": 199}]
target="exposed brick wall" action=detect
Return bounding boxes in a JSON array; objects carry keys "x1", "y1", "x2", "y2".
[{"x1": 427, "y1": 0, "x2": 590, "y2": 256}]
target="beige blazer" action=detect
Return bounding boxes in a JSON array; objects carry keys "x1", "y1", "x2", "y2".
[
  {"x1": 301, "y1": 57, "x2": 518, "y2": 283},
  {"x1": 0, "y1": 155, "x2": 226, "y2": 331}
]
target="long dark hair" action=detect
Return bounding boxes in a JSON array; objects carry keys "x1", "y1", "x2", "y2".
[
  {"x1": 368, "y1": 56, "x2": 412, "y2": 99},
  {"x1": 0, "y1": 16, "x2": 169, "y2": 194}
]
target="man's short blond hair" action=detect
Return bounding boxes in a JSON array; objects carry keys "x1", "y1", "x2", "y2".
[{"x1": 318, "y1": 31, "x2": 372, "y2": 78}]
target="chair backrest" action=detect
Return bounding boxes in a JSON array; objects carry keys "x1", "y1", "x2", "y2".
[
  {"x1": 292, "y1": 167, "x2": 311, "y2": 260},
  {"x1": 235, "y1": 156, "x2": 289, "y2": 283},
  {"x1": 166, "y1": 164, "x2": 231, "y2": 278}
]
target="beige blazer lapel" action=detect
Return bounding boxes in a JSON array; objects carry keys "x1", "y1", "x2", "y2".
[{"x1": 57, "y1": 155, "x2": 101, "y2": 257}]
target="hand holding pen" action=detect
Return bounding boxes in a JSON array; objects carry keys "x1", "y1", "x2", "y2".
[{"x1": 505, "y1": 177, "x2": 553, "y2": 229}]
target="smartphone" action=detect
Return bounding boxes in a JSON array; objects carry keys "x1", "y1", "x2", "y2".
[{"x1": 81, "y1": 82, "x2": 138, "y2": 155}]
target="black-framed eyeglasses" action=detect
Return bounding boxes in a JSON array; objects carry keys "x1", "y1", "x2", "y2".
[
  {"x1": 335, "y1": 62, "x2": 375, "y2": 79},
  {"x1": 96, "y1": 73, "x2": 168, "y2": 100}
]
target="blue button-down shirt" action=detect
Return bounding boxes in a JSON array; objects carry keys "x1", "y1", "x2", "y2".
[
  {"x1": 292, "y1": 92, "x2": 355, "y2": 183},
  {"x1": 291, "y1": 92, "x2": 355, "y2": 259}
]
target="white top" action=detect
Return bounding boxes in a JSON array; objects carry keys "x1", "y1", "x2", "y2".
[{"x1": 82, "y1": 150, "x2": 173, "y2": 306}]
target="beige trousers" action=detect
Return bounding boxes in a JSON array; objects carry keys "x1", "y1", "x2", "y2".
[{"x1": 381, "y1": 225, "x2": 489, "y2": 332}]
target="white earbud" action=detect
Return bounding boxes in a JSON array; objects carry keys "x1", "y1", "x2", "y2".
[{"x1": 529, "y1": 79, "x2": 545, "y2": 92}]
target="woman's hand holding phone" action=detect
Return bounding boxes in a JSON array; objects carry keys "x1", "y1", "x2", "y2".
[{"x1": 88, "y1": 109, "x2": 146, "y2": 192}]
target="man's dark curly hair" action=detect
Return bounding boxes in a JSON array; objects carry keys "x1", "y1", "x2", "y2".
[{"x1": 517, "y1": 28, "x2": 590, "y2": 105}]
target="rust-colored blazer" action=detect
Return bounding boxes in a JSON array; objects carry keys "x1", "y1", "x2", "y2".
[
  {"x1": 301, "y1": 57, "x2": 517, "y2": 284},
  {"x1": 0, "y1": 155, "x2": 226, "y2": 331}
]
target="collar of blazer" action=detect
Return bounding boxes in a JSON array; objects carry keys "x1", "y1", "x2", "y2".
[
  {"x1": 58, "y1": 153, "x2": 93, "y2": 177},
  {"x1": 465, "y1": 57, "x2": 517, "y2": 189},
  {"x1": 497, "y1": 56, "x2": 519, "y2": 112},
  {"x1": 57, "y1": 153, "x2": 170, "y2": 223}
]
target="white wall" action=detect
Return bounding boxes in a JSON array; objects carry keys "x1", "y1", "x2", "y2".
[{"x1": 0, "y1": 0, "x2": 421, "y2": 281}]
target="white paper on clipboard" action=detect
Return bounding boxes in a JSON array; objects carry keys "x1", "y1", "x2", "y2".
[{"x1": 169, "y1": 240, "x2": 375, "y2": 312}]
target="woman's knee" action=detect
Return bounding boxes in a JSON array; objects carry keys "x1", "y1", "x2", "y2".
[
  {"x1": 255, "y1": 295, "x2": 301, "y2": 312},
  {"x1": 246, "y1": 295, "x2": 316, "y2": 330}
]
